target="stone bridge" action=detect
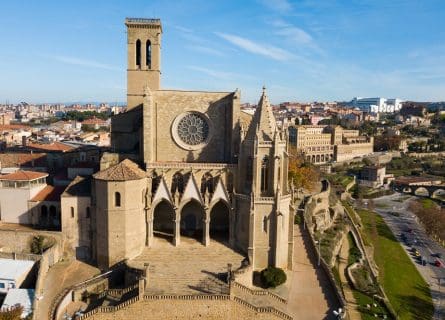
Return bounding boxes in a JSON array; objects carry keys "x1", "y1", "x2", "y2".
[{"x1": 393, "y1": 183, "x2": 445, "y2": 199}]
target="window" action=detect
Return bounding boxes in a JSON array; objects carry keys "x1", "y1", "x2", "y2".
[
  {"x1": 263, "y1": 216, "x2": 268, "y2": 233},
  {"x1": 261, "y1": 156, "x2": 269, "y2": 193},
  {"x1": 0, "y1": 282, "x2": 5, "y2": 289},
  {"x1": 86, "y1": 207, "x2": 90, "y2": 219},
  {"x1": 135, "y1": 39, "x2": 141, "y2": 68},
  {"x1": 115, "y1": 192, "x2": 121, "y2": 207},
  {"x1": 70, "y1": 207, "x2": 74, "y2": 218},
  {"x1": 146, "y1": 40, "x2": 152, "y2": 68}
]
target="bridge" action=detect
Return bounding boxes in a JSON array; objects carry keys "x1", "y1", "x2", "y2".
[{"x1": 393, "y1": 176, "x2": 445, "y2": 200}]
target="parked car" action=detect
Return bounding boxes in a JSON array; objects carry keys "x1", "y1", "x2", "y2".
[
  {"x1": 432, "y1": 253, "x2": 442, "y2": 259},
  {"x1": 434, "y1": 260, "x2": 443, "y2": 267}
]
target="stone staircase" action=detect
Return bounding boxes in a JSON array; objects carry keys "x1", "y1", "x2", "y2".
[{"x1": 130, "y1": 237, "x2": 246, "y2": 295}]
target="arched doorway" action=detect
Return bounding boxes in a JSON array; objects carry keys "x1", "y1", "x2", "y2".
[
  {"x1": 153, "y1": 200, "x2": 175, "y2": 242},
  {"x1": 180, "y1": 200, "x2": 204, "y2": 242},
  {"x1": 210, "y1": 201, "x2": 230, "y2": 244}
]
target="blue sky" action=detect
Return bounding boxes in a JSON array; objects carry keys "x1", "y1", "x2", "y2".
[{"x1": 0, "y1": 0, "x2": 445, "y2": 104}]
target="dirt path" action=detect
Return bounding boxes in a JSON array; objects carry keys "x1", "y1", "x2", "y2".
[{"x1": 338, "y1": 235, "x2": 362, "y2": 320}]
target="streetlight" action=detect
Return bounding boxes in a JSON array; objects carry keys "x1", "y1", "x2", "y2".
[{"x1": 333, "y1": 307, "x2": 344, "y2": 319}]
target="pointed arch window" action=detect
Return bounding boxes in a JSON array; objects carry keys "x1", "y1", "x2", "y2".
[
  {"x1": 151, "y1": 172, "x2": 160, "y2": 195},
  {"x1": 245, "y1": 157, "x2": 253, "y2": 189},
  {"x1": 171, "y1": 172, "x2": 184, "y2": 194},
  {"x1": 146, "y1": 40, "x2": 152, "y2": 68},
  {"x1": 136, "y1": 39, "x2": 141, "y2": 68},
  {"x1": 261, "y1": 155, "x2": 269, "y2": 193},
  {"x1": 201, "y1": 172, "x2": 213, "y2": 194},
  {"x1": 115, "y1": 192, "x2": 121, "y2": 207}
]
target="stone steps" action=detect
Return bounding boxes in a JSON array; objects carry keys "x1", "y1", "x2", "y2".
[{"x1": 131, "y1": 238, "x2": 245, "y2": 296}]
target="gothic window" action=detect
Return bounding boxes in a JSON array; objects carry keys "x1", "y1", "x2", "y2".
[
  {"x1": 172, "y1": 172, "x2": 184, "y2": 194},
  {"x1": 263, "y1": 216, "x2": 268, "y2": 233},
  {"x1": 151, "y1": 172, "x2": 160, "y2": 195},
  {"x1": 176, "y1": 113, "x2": 209, "y2": 146},
  {"x1": 227, "y1": 172, "x2": 234, "y2": 193},
  {"x1": 261, "y1": 156, "x2": 269, "y2": 193},
  {"x1": 201, "y1": 173, "x2": 213, "y2": 194},
  {"x1": 288, "y1": 127, "x2": 297, "y2": 145},
  {"x1": 136, "y1": 39, "x2": 141, "y2": 68},
  {"x1": 115, "y1": 192, "x2": 121, "y2": 207},
  {"x1": 86, "y1": 207, "x2": 90, "y2": 219},
  {"x1": 146, "y1": 40, "x2": 151, "y2": 68},
  {"x1": 70, "y1": 207, "x2": 74, "y2": 218}
]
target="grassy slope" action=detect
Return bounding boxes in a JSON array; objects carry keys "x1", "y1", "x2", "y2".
[{"x1": 356, "y1": 209, "x2": 434, "y2": 320}]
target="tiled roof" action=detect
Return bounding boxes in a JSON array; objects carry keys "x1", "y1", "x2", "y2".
[
  {"x1": 62, "y1": 176, "x2": 91, "y2": 197},
  {"x1": 27, "y1": 142, "x2": 75, "y2": 152},
  {"x1": 93, "y1": 159, "x2": 146, "y2": 181},
  {"x1": 0, "y1": 124, "x2": 31, "y2": 131},
  {"x1": 31, "y1": 185, "x2": 65, "y2": 201},
  {"x1": 0, "y1": 153, "x2": 47, "y2": 168},
  {"x1": 0, "y1": 170, "x2": 48, "y2": 181}
]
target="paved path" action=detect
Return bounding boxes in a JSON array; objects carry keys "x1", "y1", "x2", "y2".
[
  {"x1": 34, "y1": 260, "x2": 99, "y2": 320},
  {"x1": 286, "y1": 224, "x2": 340, "y2": 320},
  {"x1": 373, "y1": 193, "x2": 445, "y2": 320}
]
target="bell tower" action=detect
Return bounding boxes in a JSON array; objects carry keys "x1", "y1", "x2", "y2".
[{"x1": 125, "y1": 18, "x2": 162, "y2": 109}]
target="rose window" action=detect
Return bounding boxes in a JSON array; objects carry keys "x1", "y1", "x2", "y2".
[{"x1": 176, "y1": 113, "x2": 209, "y2": 146}]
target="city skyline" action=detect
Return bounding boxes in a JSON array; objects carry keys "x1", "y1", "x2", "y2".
[{"x1": 1, "y1": 0, "x2": 445, "y2": 104}]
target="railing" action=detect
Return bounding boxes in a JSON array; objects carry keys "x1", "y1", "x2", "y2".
[
  {"x1": 233, "y1": 297, "x2": 292, "y2": 320},
  {"x1": 147, "y1": 162, "x2": 237, "y2": 169},
  {"x1": 231, "y1": 281, "x2": 287, "y2": 304}
]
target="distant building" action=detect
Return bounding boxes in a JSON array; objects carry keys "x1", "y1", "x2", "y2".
[
  {"x1": 358, "y1": 165, "x2": 393, "y2": 188},
  {"x1": 288, "y1": 125, "x2": 374, "y2": 164},
  {"x1": 352, "y1": 97, "x2": 403, "y2": 113}
]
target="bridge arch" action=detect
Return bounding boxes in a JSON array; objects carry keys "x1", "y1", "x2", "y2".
[{"x1": 414, "y1": 187, "x2": 429, "y2": 197}]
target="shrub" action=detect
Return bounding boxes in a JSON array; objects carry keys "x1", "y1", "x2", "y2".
[
  {"x1": 261, "y1": 266, "x2": 287, "y2": 288},
  {"x1": 30, "y1": 236, "x2": 45, "y2": 254},
  {"x1": 294, "y1": 213, "x2": 302, "y2": 225}
]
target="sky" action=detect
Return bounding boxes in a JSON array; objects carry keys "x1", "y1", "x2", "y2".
[{"x1": 0, "y1": 0, "x2": 445, "y2": 104}]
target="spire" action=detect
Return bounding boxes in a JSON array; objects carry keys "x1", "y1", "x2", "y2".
[{"x1": 245, "y1": 86, "x2": 278, "y2": 142}]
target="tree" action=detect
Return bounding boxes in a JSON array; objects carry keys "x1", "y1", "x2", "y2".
[
  {"x1": 261, "y1": 266, "x2": 287, "y2": 288},
  {"x1": 288, "y1": 146, "x2": 320, "y2": 191},
  {"x1": 0, "y1": 306, "x2": 23, "y2": 320}
]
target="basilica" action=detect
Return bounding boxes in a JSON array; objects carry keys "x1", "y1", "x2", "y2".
[{"x1": 63, "y1": 18, "x2": 294, "y2": 273}]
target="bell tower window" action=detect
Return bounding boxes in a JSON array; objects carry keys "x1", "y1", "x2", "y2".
[
  {"x1": 146, "y1": 40, "x2": 152, "y2": 69},
  {"x1": 261, "y1": 156, "x2": 269, "y2": 193},
  {"x1": 136, "y1": 39, "x2": 141, "y2": 68}
]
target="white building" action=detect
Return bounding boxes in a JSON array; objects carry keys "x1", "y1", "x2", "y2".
[
  {"x1": 352, "y1": 97, "x2": 403, "y2": 113},
  {"x1": 1, "y1": 288, "x2": 35, "y2": 318},
  {"x1": 0, "y1": 259, "x2": 35, "y2": 294},
  {"x1": 0, "y1": 170, "x2": 48, "y2": 224}
]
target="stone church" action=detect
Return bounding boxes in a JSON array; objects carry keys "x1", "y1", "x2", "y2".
[{"x1": 64, "y1": 18, "x2": 294, "y2": 273}]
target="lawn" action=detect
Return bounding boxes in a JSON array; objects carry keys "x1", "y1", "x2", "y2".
[{"x1": 356, "y1": 209, "x2": 434, "y2": 320}]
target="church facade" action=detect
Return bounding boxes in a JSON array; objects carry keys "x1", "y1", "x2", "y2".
[{"x1": 65, "y1": 18, "x2": 294, "y2": 273}]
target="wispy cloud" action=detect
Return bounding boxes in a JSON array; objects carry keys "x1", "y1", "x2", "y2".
[
  {"x1": 186, "y1": 65, "x2": 240, "y2": 80},
  {"x1": 272, "y1": 20, "x2": 312, "y2": 45},
  {"x1": 186, "y1": 45, "x2": 225, "y2": 57},
  {"x1": 259, "y1": 0, "x2": 293, "y2": 13},
  {"x1": 215, "y1": 32, "x2": 294, "y2": 61},
  {"x1": 49, "y1": 55, "x2": 120, "y2": 71}
]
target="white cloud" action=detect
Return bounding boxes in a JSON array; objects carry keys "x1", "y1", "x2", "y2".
[
  {"x1": 215, "y1": 32, "x2": 294, "y2": 61},
  {"x1": 49, "y1": 55, "x2": 120, "y2": 71}
]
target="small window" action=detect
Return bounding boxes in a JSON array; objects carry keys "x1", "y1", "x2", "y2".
[
  {"x1": 0, "y1": 283, "x2": 5, "y2": 289},
  {"x1": 70, "y1": 207, "x2": 74, "y2": 218},
  {"x1": 115, "y1": 192, "x2": 121, "y2": 207},
  {"x1": 86, "y1": 207, "x2": 90, "y2": 219}
]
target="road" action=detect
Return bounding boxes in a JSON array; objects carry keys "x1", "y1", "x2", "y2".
[{"x1": 372, "y1": 193, "x2": 445, "y2": 320}]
